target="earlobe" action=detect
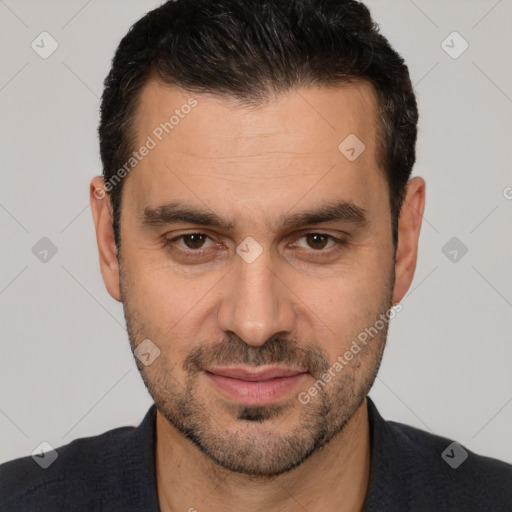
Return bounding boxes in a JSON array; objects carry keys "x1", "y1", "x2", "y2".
[
  {"x1": 391, "y1": 176, "x2": 426, "y2": 304},
  {"x1": 90, "y1": 176, "x2": 122, "y2": 302}
]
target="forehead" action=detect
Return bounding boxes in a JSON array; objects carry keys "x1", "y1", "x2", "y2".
[
  {"x1": 124, "y1": 78, "x2": 387, "y2": 227},
  {"x1": 134, "y1": 78, "x2": 381, "y2": 156}
]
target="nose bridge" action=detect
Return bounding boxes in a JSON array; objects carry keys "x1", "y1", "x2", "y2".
[{"x1": 216, "y1": 245, "x2": 295, "y2": 347}]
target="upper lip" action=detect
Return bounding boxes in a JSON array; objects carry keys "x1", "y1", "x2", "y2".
[{"x1": 206, "y1": 366, "x2": 307, "y2": 382}]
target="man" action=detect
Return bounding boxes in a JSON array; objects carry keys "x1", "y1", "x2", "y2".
[{"x1": 1, "y1": 0, "x2": 511, "y2": 510}]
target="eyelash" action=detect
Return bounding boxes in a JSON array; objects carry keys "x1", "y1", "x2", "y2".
[{"x1": 165, "y1": 232, "x2": 348, "y2": 260}]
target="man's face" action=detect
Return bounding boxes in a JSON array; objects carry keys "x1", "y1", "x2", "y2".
[{"x1": 117, "y1": 80, "x2": 396, "y2": 476}]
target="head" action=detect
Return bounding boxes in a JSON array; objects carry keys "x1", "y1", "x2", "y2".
[{"x1": 91, "y1": 0, "x2": 425, "y2": 476}]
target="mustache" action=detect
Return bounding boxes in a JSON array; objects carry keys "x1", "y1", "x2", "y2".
[{"x1": 183, "y1": 335, "x2": 331, "y2": 378}]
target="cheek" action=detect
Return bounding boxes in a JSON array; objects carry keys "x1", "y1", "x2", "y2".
[
  {"x1": 297, "y1": 255, "x2": 392, "y2": 357},
  {"x1": 121, "y1": 244, "x2": 223, "y2": 348},
  {"x1": 120, "y1": 210, "x2": 197, "y2": 314}
]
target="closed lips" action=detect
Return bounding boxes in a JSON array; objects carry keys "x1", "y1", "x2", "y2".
[{"x1": 205, "y1": 367, "x2": 307, "y2": 381}]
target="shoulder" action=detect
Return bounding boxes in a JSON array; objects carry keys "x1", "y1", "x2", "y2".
[
  {"x1": 381, "y1": 414, "x2": 512, "y2": 510},
  {"x1": 0, "y1": 425, "x2": 136, "y2": 511},
  {"x1": 0, "y1": 406, "x2": 159, "y2": 512}
]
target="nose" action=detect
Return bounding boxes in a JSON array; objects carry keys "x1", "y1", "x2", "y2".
[{"x1": 216, "y1": 247, "x2": 297, "y2": 347}]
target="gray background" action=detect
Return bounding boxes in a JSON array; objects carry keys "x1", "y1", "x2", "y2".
[{"x1": 1, "y1": 0, "x2": 511, "y2": 465}]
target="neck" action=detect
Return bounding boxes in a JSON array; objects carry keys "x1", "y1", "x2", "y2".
[{"x1": 155, "y1": 399, "x2": 371, "y2": 512}]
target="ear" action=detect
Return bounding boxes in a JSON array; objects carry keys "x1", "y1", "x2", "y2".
[
  {"x1": 392, "y1": 176, "x2": 426, "y2": 304},
  {"x1": 90, "y1": 176, "x2": 122, "y2": 302}
]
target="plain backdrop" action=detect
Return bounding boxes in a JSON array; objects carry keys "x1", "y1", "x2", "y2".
[{"x1": 1, "y1": 0, "x2": 511, "y2": 465}]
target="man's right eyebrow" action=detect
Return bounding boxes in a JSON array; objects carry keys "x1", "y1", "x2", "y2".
[{"x1": 141, "y1": 202, "x2": 235, "y2": 230}]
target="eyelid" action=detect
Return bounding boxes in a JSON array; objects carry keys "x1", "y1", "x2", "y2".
[
  {"x1": 290, "y1": 233, "x2": 339, "y2": 250},
  {"x1": 292, "y1": 228, "x2": 351, "y2": 241},
  {"x1": 167, "y1": 232, "x2": 218, "y2": 249}
]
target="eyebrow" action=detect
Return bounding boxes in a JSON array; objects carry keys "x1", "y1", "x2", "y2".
[{"x1": 141, "y1": 199, "x2": 368, "y2": 231}]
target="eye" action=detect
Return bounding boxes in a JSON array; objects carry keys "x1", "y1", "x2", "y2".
[
  {"x1": 166, "y1": 233, "x2": 218, "y2": 258},
  {"x1": 175, "y1": 233, "x2": 213, "y2": 250},
  {"x1": 292, "y1": 233, "x2": 343, "y2": 251}
]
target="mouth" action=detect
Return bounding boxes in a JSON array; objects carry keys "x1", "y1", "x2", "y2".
[{"x1": 204, "y1": 366, "x2": 309, "y2": 406}]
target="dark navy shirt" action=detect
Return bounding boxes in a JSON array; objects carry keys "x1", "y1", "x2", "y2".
[{"x1": 1, "y1": 397, "x2": 511, "y2": 511}]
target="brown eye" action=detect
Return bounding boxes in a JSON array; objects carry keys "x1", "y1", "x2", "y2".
[
  {"x1": 305, "y1": 233, "x2": 330, "y2": 250},
  {"x1": 165, "y1": 232, "x2": 223, "y2": 262},
  {"x1": 290, "y1": 233, "x2": 348, "y2": 258},
  {"x1": 181, "y1": 233, "x2": 208, "y2": 249}
]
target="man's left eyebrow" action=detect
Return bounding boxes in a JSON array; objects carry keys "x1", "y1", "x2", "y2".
[{"x1": 274, "y1": 200, "x2": 369, "y2": 230}]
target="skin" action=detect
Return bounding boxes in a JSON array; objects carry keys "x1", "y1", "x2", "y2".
[{"x1": 90, "y1": 79, "x2": 425, "y2": 511}]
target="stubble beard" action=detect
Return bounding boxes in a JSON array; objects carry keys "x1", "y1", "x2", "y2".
[{"x1": 120, "y1": 263, "x2": 394, "y2": 477}]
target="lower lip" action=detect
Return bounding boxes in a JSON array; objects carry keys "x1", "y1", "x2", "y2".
[{"x1": 205, "y1": 371, "x2": 308, "y2": 406}]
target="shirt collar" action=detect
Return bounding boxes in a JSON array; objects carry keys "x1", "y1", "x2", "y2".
[
  {"x1": 120, "y1": 404, "x2": 160, "y2": 510},
  {"x1": 362, "y1": 396, "x2": 439, "y2": 511}
]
